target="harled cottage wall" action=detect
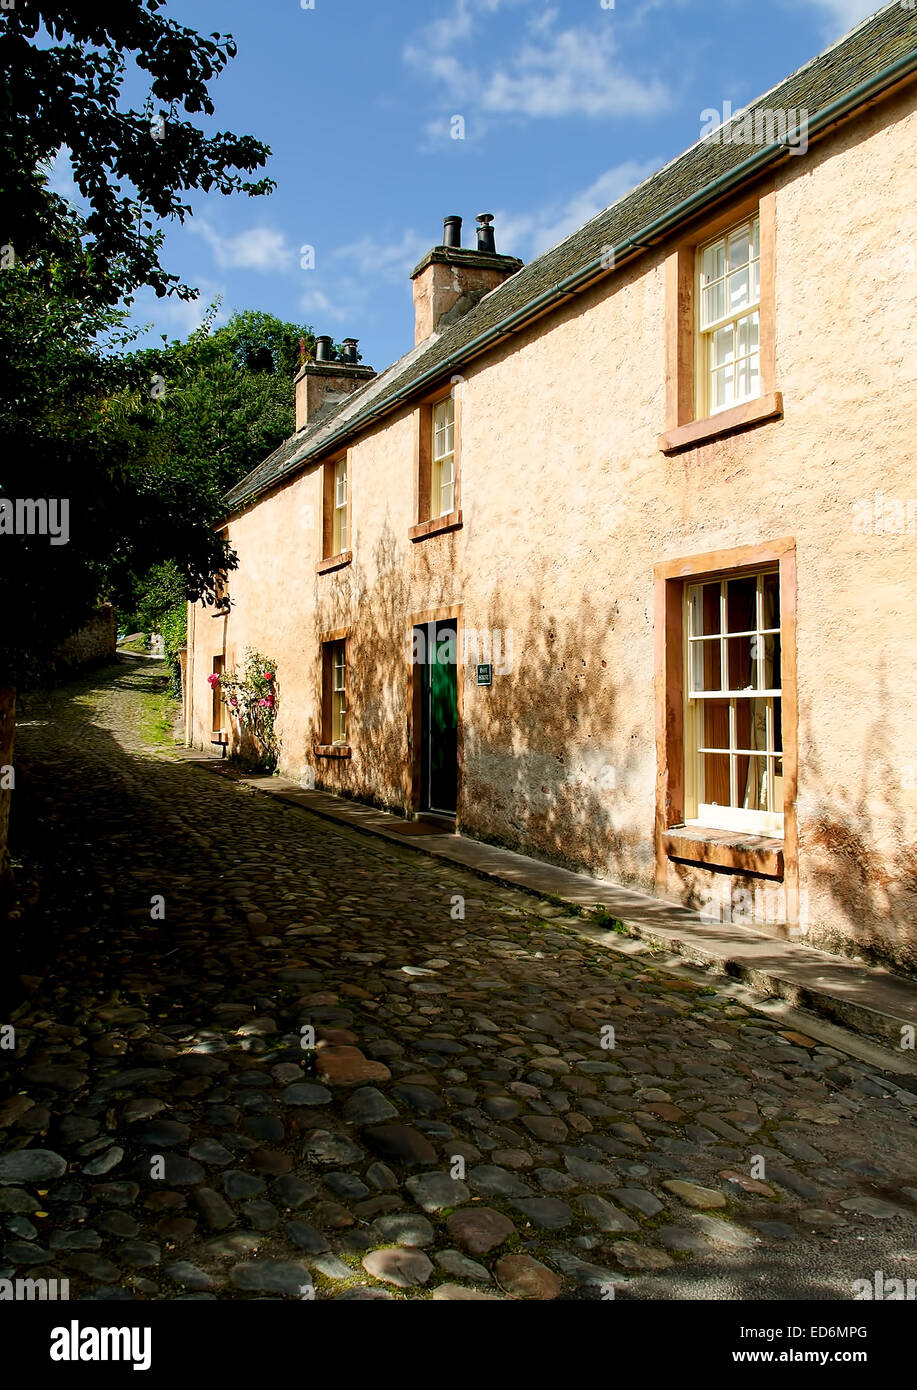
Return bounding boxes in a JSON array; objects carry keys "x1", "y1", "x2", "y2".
[{"x1": 189, "y1": 81, "x2": 917, "y2": 973}]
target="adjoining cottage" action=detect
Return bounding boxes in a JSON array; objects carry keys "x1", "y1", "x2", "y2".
[{"x1": 186, "y1": 3, "x2": 917, "y2": 973}]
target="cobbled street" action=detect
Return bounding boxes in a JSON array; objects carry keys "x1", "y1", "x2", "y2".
[{"x1": 2, "y1": 657, "x2": 916, "y2": 1301}]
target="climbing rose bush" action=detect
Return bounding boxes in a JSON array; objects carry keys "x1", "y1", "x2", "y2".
[{"x1": 219, "y1": 649, "x2": 279, "y2": 770}]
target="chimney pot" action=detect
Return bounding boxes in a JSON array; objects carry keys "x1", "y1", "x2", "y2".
[
  {"x1": 476, "y1": 213, "x2": 496, "y2": 254},
  {"x1": 340, "y1": 338, "x2": 359, "y2": 365},
  {"x1": 443, "y1": 215, "x2": 463, "y2": 249},
  {"x1": 315, "y1": 335, "x2": 334, "y2": 363}
]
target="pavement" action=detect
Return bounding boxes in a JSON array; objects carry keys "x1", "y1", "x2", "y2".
[{"x1": 1, "y1": 655, "x2": 916, "y2": 1301}]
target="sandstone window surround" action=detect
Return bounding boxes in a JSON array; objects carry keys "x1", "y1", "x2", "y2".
[
  {"x1": 410, "y1": 384, "x2": 463, "y2": 542},
  {"x1": 659, "y1": 188, "x2": 782, "y2": 454},
  {"x1": 211, "y1": 655, "x2": 225, "y2": 735},
  {"x1": 317, "y1": 453, "x2": 352, "y2": 574},
  {"x1": 654, "y1": 538, "x2": 798, "y2": 901},
  {"x1": 316, "y1": 630, "x2": 351, "y2": 757}
]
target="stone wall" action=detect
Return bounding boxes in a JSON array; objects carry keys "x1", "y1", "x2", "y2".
[{"x1": 55, "y1": 606, "x2": 117, "y2": 671}]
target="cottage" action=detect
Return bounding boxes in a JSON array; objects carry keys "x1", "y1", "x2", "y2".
[{"x1": 186, "y1": 3, "x2": 917, "y2": 972}]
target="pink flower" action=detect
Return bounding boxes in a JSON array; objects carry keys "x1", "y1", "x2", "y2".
[
  {"x1": 207, "y1": 673, "x2": 220, "y2": 688},
  {"x1": 258, "y1": 695, "x2": 275, "y2": 708},
  {"x1": 263, "y1": 671, "x2": 274, "y2": 682},
  {"x1": 229, "y1": 695, "x2": 238, "y2": 707}
]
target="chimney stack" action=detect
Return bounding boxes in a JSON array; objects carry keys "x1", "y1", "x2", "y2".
[
  {"x1": 476, "y1": 213, "x2": 496, "y2": 254},
  {"x1": 443, "y1": 215, "x2": 463, "y2": 249},
  {"x1": 294, "y1": 336, "x2": 375, "y2": 432},
  {"x1": 410, "y1": 213, "x2": 523, "y2": 345}
]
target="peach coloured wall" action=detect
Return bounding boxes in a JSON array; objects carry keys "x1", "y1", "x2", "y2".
[{"x1": 189, "y1": 81, "x2": 917, "y2": 973}]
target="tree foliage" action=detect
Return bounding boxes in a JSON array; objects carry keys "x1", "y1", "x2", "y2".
[
  {"x1": 0, "y1": 0, "x2": 274, "y2": 303},
  {"x1": 122, "y1": 309, "x2": 316, "y2": 690},
  {"x1": 0, "y1": 1, "x2": 281, "y2": 688}
]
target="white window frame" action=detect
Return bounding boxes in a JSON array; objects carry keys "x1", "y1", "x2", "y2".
[
  {"x1": 683, "y1": 567, "x2": 783, "y2": 836},
  {"x1": 431, "y1": 397, "x2": 455, "y2": 519},
  {"x1": 331, "y1": 640, "x2": 347, "y2": 745},
  {"x1": 696, "y1": 214, "x2": 761, "y2": 418},
  {"x1": 332, "y1": 457, "x2": 348, "y2": 554}
]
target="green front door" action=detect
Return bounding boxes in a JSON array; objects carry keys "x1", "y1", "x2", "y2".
[{"x1": 419, "y1": 620, "x2": 458, "y2": 815}]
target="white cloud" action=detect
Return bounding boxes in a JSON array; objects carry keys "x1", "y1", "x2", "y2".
[
  {"x1": 483, "y1": 26, "x2": 666, "y2": 118},
  {"x1": 190, "y1": 217, "x2": 296, "y2": 273},
  {"x1": 333, "y1": 229, "x2": 430, "y2": 281},
  {"x1": 131, "y1": 280, "x2": 228, "y2": 343},
  {"x1": 298, "y1": 230, "x2": 431, "y2": 329},
  {"x1": 299, "y1": 284, "x2": 357, "y2": 324},
  {"x1": 495, "y1": 158, "x2": 659, "y2": 260},
  {"x1": 801, "y1": 0, "x2": 882, "y2": 36},
  {"x1": 404, "y1": 0, "x2": 669, "y2": 123}
]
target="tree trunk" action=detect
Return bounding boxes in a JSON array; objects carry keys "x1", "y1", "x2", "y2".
[{"x1": 0, "y1": 685, "x2": 14, "y2": 887}]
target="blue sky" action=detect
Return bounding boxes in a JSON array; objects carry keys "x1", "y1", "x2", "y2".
[{"x1": 50, "y1": 0, "x2": 883, "y2": 371}]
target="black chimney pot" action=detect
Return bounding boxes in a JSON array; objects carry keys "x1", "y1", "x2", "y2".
[
  {"x1": 476, "y1": 213, "x2": 496, "y2": 254},
  {"x1": 443, "y1": 215, "x2": 463, "y2": 249},
  {"x1": 340, "y1": 338, "x2": 359, "y2": 365},
  {"x1": 315, "y1": 335, "x2": 334, "y2": 363}
]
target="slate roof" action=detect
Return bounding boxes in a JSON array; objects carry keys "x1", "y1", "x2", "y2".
[{"x1": 226, "y1": 1, "x2": 917, "y2": 514}]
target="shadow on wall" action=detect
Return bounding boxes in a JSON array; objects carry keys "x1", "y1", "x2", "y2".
[
  {"x1": 465, "y1": 579, "x2": 648, "y2": 888},
  {"x1": 306, "y1": 523, "x2": 415, "y2": 812},
  {"x1": 300, "y1": 517, "x2": 647, "y2": 887},
  {"x1": 798, "y1": 657, "x2": 917, "y2": 975}
]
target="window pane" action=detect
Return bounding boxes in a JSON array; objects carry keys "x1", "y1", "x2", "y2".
[
  {"x1": 772, "y1": 697, "x2": 783, "y2": 753},
  {"x1": 751, "y1": 216, "x2": 760, "y2": 259},
  {"x1": 702, "y1": 752, "x2": 731, "y2": 807},
  {"x1": 711, "y1": 365, "x2": 731, "y2": 411},
  {"x1": 762, "y1": 572, "x2": 780, "y2": 628},
  {"x1": 691, "y1": 638, "x2": 721, "y2": 693},
  {"x1": 702, "y1": 699, "x2": 730, "y2": 750},
  {"x1": 726, "y1": 635, "x2": 755, "y2": 690},
  {"x1": 761, "y1": 632, "x2": 781, "y2": 687},
  {"x1": 726, "y1": 575, "x2": 757, "y2": 632},
  {"x1": 744, "y1": 696, "x2": 769, "y2": 750},
  {"x1": 727, "y1": 265, "x2": 750, "y2": 314},
  {"x1": 441, "y1": 480, "x2": 454, "y2": 514},
  {"x1": 737, "y1": 754, "x2": 767, "y2": 812},
  {"x1": 771, "y1": 758, "x2": 784, "y2": 814},
  {"x1": 701, "y1": 239, "x2": 725, "y2": 284},
  {"x1": 702, "y1": 280, "x2": 726, "y2": 328},
  {"x1": 736, "y1": 352, "x2": 760, "y2": 401},
  {"x1": 701, "y1": 583, "x2": 720, "y2": 635},
  {"x1": 737, "y1": 313, "x2": 759, "y2": 358},
  {"x1": 712, "y1": 324, "x2": 734, "y2": 367},
  {"x1": 727, "y1": 224, "x2": 750, "y2": 271}
]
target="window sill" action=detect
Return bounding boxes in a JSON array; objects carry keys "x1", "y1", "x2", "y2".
[
  {"x1": 658, "y1": 391, "x2": 783, "y2": 455},
  {"x1": 663, "y1": 825, "x2": 784, "y2": 877},
  {"x1": 316, "y1": 551, "x2": 352, "y2": 575},
  {"x1": 409, "y1": 510, "x2": 462, "y2": 542},
  {"x1": 315, "y1": 744, "x2": 351, "y2": 759}
]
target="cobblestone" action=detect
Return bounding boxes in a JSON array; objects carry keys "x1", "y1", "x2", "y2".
[{"x1": 2, "y1": 659, "x2": 917, "y2": 1299}]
